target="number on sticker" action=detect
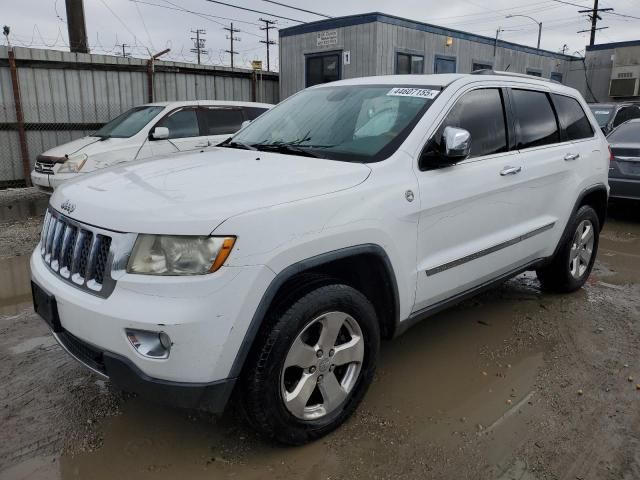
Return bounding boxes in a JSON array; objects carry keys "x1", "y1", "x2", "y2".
[{"x1": 387, "y1": 88, "x2": 439, "y2": 99}]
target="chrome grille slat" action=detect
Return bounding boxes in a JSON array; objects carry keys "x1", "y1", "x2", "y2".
[{"x1": 39, "y1": 207, "x2": 122, "y2": 298}]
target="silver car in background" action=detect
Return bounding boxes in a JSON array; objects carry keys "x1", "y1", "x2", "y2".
[{"x1": 608, "y1": 118, "x2": 640, "y2": 201}]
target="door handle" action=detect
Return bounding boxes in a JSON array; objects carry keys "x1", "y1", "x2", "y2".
[
  {"x1": 500, "y1": 165, "x2": 522, "y2": 176},
  {"x1": 564, "y1": 153, "x2": 580, "y2": 161}
]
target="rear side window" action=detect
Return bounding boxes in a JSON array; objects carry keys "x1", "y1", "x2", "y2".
[
  {"x1": 156, "y1": 108, "x2": 200, "y2": 139},
  {"x1": 552, "y1": 94, "x2": 594, "y2": 140},
  {"x1": 200, "y1": 108, "x2": 245, "y2": 135},
  {"x1": 429, "y1": 88, "x2": 508, "y2": 159},
  {"x1": 244, "y1": 107, "x2": 268, "y2": 121},
  {"x1": 613, "y1": 106, "x2": 640, "y2": 128},
  {"x1": 512, "y1": 90, "x2": 559, "y2": 149},
  {"x1": 607, "y1": 122, "x2": 640, "y2": 143}
]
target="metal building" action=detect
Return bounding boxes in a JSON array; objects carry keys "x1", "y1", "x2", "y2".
[{"x1": 279, "y1": 12, "x2": 575, "y2": 99}]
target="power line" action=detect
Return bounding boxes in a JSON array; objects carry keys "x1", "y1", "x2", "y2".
[
  {"x1": 224, "y1": 22, "x2": 240, "y2": 69},
  {"x1": 202, "y1": 0, "x2": 305, "y2": 23},
  {"x1": 259, "y1": 18, "x2": 276, "y2": 71},
  {"x1": 129, "y1": 0, "x2": 260, "y2": 27},
  {"x1": 98, "y1": 0, "x2": 146, "y2": 48},
  {"x1": 262, "y1": 0, "x2": 331, "y2": 18},
  {"x1": 190, "y1": 29, "x2": 206, "y2": 64},
  {"x1": 577, "y1": 0, "x2": 613, "y2": 46}
]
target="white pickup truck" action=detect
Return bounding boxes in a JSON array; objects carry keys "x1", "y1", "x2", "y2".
[{"x1": 31, "y1": 72, "x2": 609, "y2": 444}]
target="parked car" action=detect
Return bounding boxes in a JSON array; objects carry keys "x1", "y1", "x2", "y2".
[
  {"x1": 588, "y1": 102, "x2": 640, "y2": 135},
  {"x1": 607, "y1": 118, "x2": 640, "y2": 201},
  {"x1": 30, "y1": 100, "x2": 272, "y2": 192},
  {"x1": 31, "y1": 72, "x2": 608, "y2": 444}
]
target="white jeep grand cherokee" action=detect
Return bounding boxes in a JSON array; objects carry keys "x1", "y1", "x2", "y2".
[{"x1": 31, "y1": 72, "x2": 610, "y2": 444}]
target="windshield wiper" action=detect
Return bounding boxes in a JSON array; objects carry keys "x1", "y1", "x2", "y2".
[
  {"x1": 253, "y1": 143, "x2": 323, "y2": 158},
  {"x1": 217, "y1": 138, "x2": 257, "y2": 151}
]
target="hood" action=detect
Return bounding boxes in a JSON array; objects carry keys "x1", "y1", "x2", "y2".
[
  {"x1": 50, "y1": 148, "x2": 372, "y2": 235},
  {"x1": 42, "y1": 136, "x2": 133, "y2": 158}
]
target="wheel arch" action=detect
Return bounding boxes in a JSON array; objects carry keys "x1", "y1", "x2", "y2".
[{"x1": 227, "y1": 244, "x2": 400, "y2": 379}]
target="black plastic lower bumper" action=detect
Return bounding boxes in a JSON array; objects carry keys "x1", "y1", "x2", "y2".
[{"x1": 53, "y1": 329, "x2": 236, "y2": 413}]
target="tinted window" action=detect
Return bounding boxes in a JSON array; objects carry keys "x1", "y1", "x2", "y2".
[
  {"x1": 397, "y1": 53, "x2": 424, "y2": 74},
  {"x1": 613, "y1": 106, "x2": 640, "y2": 128},
  {"x1": 552, "y1": 94, "x2": 594, "y2": 140},
  {"x1": 607, "y1": 122, "x2": 640, "y2": 143},
  {"x1": 473, "y1": 62, "x2": 492, "y2": 71},
  {"x1": 434, "y1": 56, "x2": 456, "y2": 74},
  {"x1": 306, "y1": 54, "x2": 340, "y2": 87},
  {"x1": 512, "y1": 90, "x2": 559, "y2": 149},
  {"x1": 93, "y1": 106, "x2": 163, "y2": 139},
  {"x1": 201, "y1": 108, "x2": 244, "y2": 135},
  {"x1": 550, "y1": 72, "x2": 563, "y2": 83},
  {"x1": 156, "y1": 108, "x2": 200, "y2": 139},
  {"x1": 244, "y1": 107, "x2": 268, "y2": 121},
  {"x1": 589, "y1": 106, "x2": 613, "y2": 127},
  {"x1": 423, "y1": 88, "x2": 507, "y2": 163}
]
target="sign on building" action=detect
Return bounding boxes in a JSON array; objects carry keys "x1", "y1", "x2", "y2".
[{"x1": 317, "y1": 30, "x2": 338, "y2": 47}]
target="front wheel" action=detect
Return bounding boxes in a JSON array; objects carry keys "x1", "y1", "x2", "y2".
[
  {"x1": 242, "y1": 283, "x2": 380, "y2": 445},
  {"x1": 537, "y1": 205, "x2": 600, "y2": 293}
]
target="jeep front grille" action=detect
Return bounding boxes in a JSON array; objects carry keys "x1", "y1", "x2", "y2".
[{"x1": 39, "y1": 208, "x2": 128, "y2": 297}]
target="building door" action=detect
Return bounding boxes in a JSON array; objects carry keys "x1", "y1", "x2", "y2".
[
  {"x1": 434, "y1": 55, "x2": 456, "y2": 74},
  {"x1": 306, "y1": 52, "x2": 341, "y2": 87}
]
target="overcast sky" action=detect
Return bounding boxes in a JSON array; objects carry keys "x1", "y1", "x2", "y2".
[{"x1": 2, "y1": 0, "x2": 640, "y2": 70}]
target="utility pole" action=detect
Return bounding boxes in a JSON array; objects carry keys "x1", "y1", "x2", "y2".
[
  {"x1": 493, "y1": 27, "x2": 503, "y2": 60},
  {"x1": 224, "y1": 23, "x2": 240, "y2": 69},
  {"x1": 577, "y1": 0, "x2": 613, "y2": 47},
  {"x1": 65, "y1": 0, "x2": 89, "y2": 53},
  {"x1": 119, "y1": 43, "x2": 131, "y2": 57},
  {"x1": 190, "y1": 29, "x2": 206, "y2": 65},
  {"x1": 259, "y1": 18, "x2": 276, "y2": 71}
]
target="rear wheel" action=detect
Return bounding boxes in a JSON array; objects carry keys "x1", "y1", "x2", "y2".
[
  {"x1": 536, "y1": 205, "x2": 600, "y2": 292},
  {"x1": 242, "y1": 283, "x2": 379, "y2": 444}
]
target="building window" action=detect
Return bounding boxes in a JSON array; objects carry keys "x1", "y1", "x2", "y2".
[
  {"x1": 306, "y1": 52, "x2": 341, "y2": 88},
  {"x1": 550, "y1": 72, "x2": 563, "y2": 83},
  {"x1": 526, "y1": 69, "x2": 542, "y2": 77},
  {"x1": 396, "y1": 52, "x2": 424, "y2": 74},
  {"x1": 472, "y1": 62, "x2": 493, "y2": 72},
  {"x1": 434, "y1": 55, "x2": 456, "y2": 74}
]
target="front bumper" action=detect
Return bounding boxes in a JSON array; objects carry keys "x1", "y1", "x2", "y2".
[
  {"x1": 609, "y1": 177, "x2": 640, "y2": 200},
  {"x1": 30, "y1": 247, "x2": 275, "y2": 409},
  {"x1": 53, "y1": 328, "x2": 236, "y2": 412},
  {"x1": 30, "y1": 170, "x2": 80, "y2": 191}
]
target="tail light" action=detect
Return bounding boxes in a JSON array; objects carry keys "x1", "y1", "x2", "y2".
[{"x1": 608, "y1": 145, "x2": 614, "y2": 162}]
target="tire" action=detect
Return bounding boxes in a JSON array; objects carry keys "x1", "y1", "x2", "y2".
[
  {"x1": 536, "y1": 205, "x2": 600, "y2": 293},
  {"x1": 242, "y1": 283, "x2": 380, "y2": 445}
]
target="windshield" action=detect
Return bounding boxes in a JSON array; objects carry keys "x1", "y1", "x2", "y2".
[
  {"x1": 589, "y1": 106, "x2": 613, "y2": 127},
  {"x1": 230, "y1": 85, "x2": 440, "y2": 162},
  {"x1": 93, "y1": 106, "x2": 164, "y2": 138},
  {"x1": 607, "y1": 122, "x2": 640, "y2": 143}
]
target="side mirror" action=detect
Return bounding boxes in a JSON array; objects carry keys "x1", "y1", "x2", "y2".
[
  {"x1": 240, "y1": 120, "x2": 251, "y2": 129},
  {"x1": 442, "y1": 126, "x2": 471, "y2": 160},
  {"x1": 150, "y1": 126, "x2": 170, "y2": 140}
]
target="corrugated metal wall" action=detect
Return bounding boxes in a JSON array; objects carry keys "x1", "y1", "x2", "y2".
[
  {"x1": 0, "y1": 46, "x2": 279, "y2": 186},
  {"x1": 279, "y1": 18, "x2": 574, "y2": 99}
]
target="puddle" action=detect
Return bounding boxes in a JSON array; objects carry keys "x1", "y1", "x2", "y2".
[
  {"x1": 27, "y1": 276, "x2": 546, "y2": 480},
  {"x1": 595, "y1": 219, "x2": 640, "y2": 285},
  {"x1": 0, "y1": 255, "x2": 32, "y2": 316},
  {"x1": 0, "y1": 195, "x2": 49, "y2": 223}
]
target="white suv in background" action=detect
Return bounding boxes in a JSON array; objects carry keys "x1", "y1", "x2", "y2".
[
  {"x1": 30, "y1": 100, "x2": 272, "y2": 192},
  {"x1": 31, "y1": 72, "x2": 609, "y2": 444}
]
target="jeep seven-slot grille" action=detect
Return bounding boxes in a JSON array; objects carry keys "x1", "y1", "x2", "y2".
[{"x1": 40, "y1": 209, "x2": 114, "y2": 296}]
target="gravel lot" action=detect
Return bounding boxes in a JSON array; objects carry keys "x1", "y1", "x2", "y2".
[{"x1": 1, "y1": 192, "x2": 639, "y2": 480}]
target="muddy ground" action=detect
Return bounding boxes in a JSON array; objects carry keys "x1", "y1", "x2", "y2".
[{"x1": 0, "y1": 192, "x2": 639, "y2": 480}]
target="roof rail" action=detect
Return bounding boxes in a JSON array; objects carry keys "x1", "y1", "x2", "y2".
[{"x1": 470, "y1": 69, "x2": 559, "y2": 83}]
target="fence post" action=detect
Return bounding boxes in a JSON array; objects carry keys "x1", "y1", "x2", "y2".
[
  {"x1": 251, "y1": 71, "x2": 257, "y2": 102},
  {"x1": 147, "y1": 58, "x2": 154, "y2": 103},
  {"x1": 8, "y1": 48, "x2": 32, "y2": 187}
]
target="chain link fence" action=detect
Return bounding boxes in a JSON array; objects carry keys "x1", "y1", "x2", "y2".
[{"x1": 0, "y1": 103, "x2": 117, "y2": 189}]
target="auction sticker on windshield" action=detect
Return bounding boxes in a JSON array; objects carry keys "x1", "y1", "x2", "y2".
[{"x1": 387, "y1": 87, "x2": 439, "y2": 99}]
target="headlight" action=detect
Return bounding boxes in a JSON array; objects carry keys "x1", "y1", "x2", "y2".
[
  {"x1": 127, "y1": 235, "x2": 236, "y2": 275},
  {"x1": 57, "y1": 153, "x2": 88, "y2": 173}
]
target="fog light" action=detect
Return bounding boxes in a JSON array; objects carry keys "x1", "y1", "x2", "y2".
[{"x1": 126, "y1": 329, "x2": 171, "y2": 359}]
